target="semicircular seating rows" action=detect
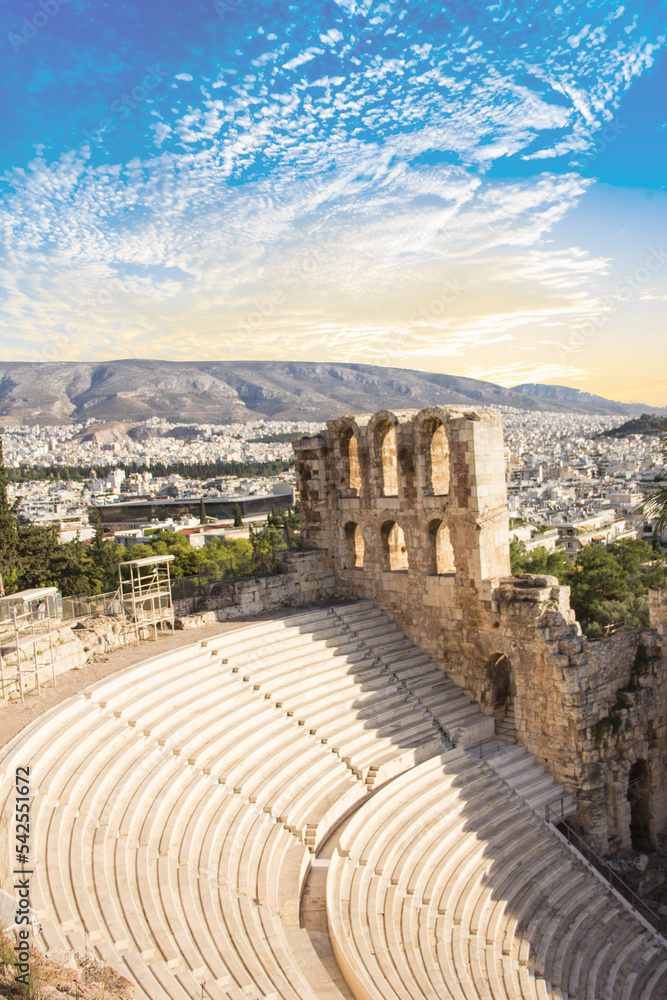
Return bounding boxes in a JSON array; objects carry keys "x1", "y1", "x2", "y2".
[
  {"x1": 1, "y1": 601, "x2": 665, "y2": 1000},
  {"x1": 326, "y1": 752, "x2": 667, "y2": 1000}
]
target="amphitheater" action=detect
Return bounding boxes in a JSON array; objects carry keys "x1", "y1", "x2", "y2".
[{"x1": 2, "y1": 405, "x2": 667, "y2": 1000}]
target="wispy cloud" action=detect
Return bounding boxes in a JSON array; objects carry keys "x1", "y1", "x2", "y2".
[
  {"x1": 458, "y1": 362, "x2": 593, "y2": 387},
  {"x1": 0, "y1": 0, "x2": 665, "y2": 392}
]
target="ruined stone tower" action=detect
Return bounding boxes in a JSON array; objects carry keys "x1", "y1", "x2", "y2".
[{"x1": 294, "y1": 407, "x2": 667, "y2": 855}]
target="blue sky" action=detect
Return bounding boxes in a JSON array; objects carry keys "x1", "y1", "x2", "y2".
[{"x1": 1, "y1": 0, "x2": 666, "y2": 403}]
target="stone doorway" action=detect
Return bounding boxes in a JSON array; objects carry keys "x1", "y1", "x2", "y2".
[
  {"x1": 486, "y1": 653, "x2": 515, "y2": 740},
  {"x1": 628, "y1": 760, "x2": 652, "y2": 851}
]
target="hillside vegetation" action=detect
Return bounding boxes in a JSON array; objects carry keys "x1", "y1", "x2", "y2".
[
  {"x1": 600, "y1": 413, "x2": 667, "y2": 438},
  {"x1": 510, "y1": 537, "x2": 666, "y2": 637}
]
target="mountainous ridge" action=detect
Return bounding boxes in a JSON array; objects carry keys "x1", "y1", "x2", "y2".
[
  {"x1": 0, "y1": 360, "x2": 663, "y2": 425},
  {"x1": 510, "y1": 383, "x2": 662, "y2": 417}
]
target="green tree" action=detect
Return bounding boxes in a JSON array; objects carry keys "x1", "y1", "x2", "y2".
[
  {"x1": 199, "y1": 498, "x2": 207, "y2": 525},
  {"x1": 90, "y1": 507, "x2": 105, "y2": 561},
  {"x1": 0, "y1": 438, "x2": 18, "y2": 593},
  {"x1": 4, "y1": 457, "x2": 294, "y2": 483},
  {"x1": 509, "y1": 539, "x2": 571, "y2": 584},
  {"x1": 637, "y1": 442, "x2": 667, "y2": 537},
  {"x1": 50, "y1": 538, "x2": 93, "y2": 597},
  {"x1": 233, "y1": 503, "x2": 244, "y2": 528},
  {"x1": 87, "y1": 510, "x2": 125, "y2": 593},
  {"x1": 509, "y1": 539, "x2": 527, "y2": 574},
  {"x1": 196, "y1": 535, "x2": 254, "y2": 580},
  {"x1": 286, "y1": 504, "x2": 301, "y2": 531},
  {"x1": 609, "y1": 538, "x2": 666, "y2": 593},
  {"x1": 14, "y1": 523, "x2": 61, "y2": 592},
  {"x1": 250, "y1": 522, "x2": 287, "y2": 571},
  {"x1": 542, "y1": 548, "x2": 571, "y2": 582},
  {"x1": 584, "y1": 594, "x2": 650, "y2": 637},
  {"x1": 569, "y1": 545, "x2": 629, "y2": 624}
]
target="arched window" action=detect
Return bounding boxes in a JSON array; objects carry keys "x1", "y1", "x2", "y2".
[
  {"x1": 344, "y1": 522, "x2": 364, "y2": 568},
  {"x1": 424, "y1": 418, "x2": 450, "y2": 495},
  {"x1": 428, "y1": 518, "x2": 456, "y2": 574},
  {"x1": 376, "y1": 421, "x2": 398, "y2": 496},
  {"x1": 340, "y1": 426, "x2": 361, "y2": 491},
  {"x1": 381, "y1": 520, "x2": 409, "y2": 571}
]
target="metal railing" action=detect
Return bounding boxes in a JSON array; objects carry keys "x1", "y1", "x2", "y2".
[
  {"x1": 57, "y1": 546, "x2": 299, "y2": 622},
  {"x1": 547, "y1": 816, "x2": 664, "y2": 935},
  {"x1": 544, "y1": 798, "x2": 569, "y2": 823},
  {"x1": 60, "y1": 590, "x2": 122, "y2": 621},
  {"x1": 471, "y1": 733, "x2": 518, "y2": 759},
  {"x1": 170, "y1": 551, "x2": 282, "y2": 602}
]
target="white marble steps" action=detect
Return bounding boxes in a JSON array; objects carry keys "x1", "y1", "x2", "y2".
[
  {"x1": 0, "y1": 633, "x2": 359, "y2": 1000},
  {"x1": 329, "y1": 604, "x2": 573, "y2": 823},
  {"x1": 326, "y1": 751, "x2": 667, "y2": 1000},
  {"x1": 329, "y1": 604, "x2": 495, "y2": 747},
  {"x1": 0, "y1": 601, "x2": 471, "y2": 1000},
  {"x1": 1, "y1": 599, "x2": 658, "y2": 1000},
  {"x1": 204, "y1": 603, "x2": 453, "y2": 783},
  {"x1": 481, "y1": 745, "x2": 577, "y2": 820}
]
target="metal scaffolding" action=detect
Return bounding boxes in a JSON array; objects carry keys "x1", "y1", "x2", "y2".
[
  {"x1": 118, "y1": 554, "x2": 175, "y2": 643},
  {"x1": 0, "y1": 587, "x2": 58, "y2": 702}
]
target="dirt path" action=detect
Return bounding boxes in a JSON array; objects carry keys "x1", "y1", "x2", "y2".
[{"x1": 0, "y1": 607, "x2": 318, "y2": 750}]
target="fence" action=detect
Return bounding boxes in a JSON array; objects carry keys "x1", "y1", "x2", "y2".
[
  {"x1": 547, "y1": 814, "x2": 664, "y2": 935},
  {"x1": 59, "y1": 548, "x2": 293, "y2": 621},
  {"x1": 61, "y1": 591, "x2": 123, "y2": 622},
  {"x1": 170, "y1": 551, "x2": 282, "y2": 602}
]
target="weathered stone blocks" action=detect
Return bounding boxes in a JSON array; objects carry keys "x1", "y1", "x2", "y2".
[{"x1": 294, "y1": 407, "x2": 667, "y2": 855}]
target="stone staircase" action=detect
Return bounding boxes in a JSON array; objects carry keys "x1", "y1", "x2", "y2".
[
  {"x1": 327, "y1": 603, "x2": 575, "y2": 820},
  {"x1": 485, "y1": 744, "x2": 577, "y2": 819},
  {"x1": 326, "y1": 752, "x2": 667, "y2": 1000},
  {"x1": 496, "y1": 702, "x2": 517, "y2": 742},
  {"x1": 329, "y1": 603, "x2": 495, "y2": 749},
  {"x1": 0, "y1": 600, "x2": 663, "y2": 1000}
]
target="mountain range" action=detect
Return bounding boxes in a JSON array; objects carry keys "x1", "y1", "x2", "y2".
[{"x1": 0, "y1": 360, "x2": 663, "y2": 425}]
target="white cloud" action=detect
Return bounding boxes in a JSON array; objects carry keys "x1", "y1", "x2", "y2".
[
  {"x1": 283, "y1": 48, "x2": 325, "y2": 71},
  {"x1": 458, "y1": 362, "x2": 592, "y2": 386},
  {"x1": 0, "y1": 1, "x2": 664, "y2": 377},
  {"x1": 332, "y1": 0, "x2": 374, "y2": 17},
  {"x1": 150, "y1": 122, "x2": 172, "y2": 148}
]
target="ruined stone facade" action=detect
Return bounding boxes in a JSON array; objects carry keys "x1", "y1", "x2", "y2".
[{"x1": 294, "y1": 407, "x2": 667, "y2": 855}]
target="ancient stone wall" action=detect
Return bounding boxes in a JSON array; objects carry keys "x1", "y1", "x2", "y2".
[
  {"x1": 0, "y1": 551, "x2": 337, "y2": 703},
  {"x1": 650, "y1": 588, "x2": 667, "y2": 639},
  {"x1": 173, "y1": 549, "x2": 336, "y2": 618},
  {"x1": 294, "y1": 408, "x2": 667, "y2": 854}
]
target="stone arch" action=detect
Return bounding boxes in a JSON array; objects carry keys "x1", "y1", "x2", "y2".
[
  {"x1": 339, "y1": 424, "x2": 361, "y2": 492},
  {"x1": 343, "y1": 521, "x2": 365, "y2": 568},
  {"x1": 373, "y1": 418, "x2": 399, "y2": 497},
  {"x1": 380, "y1": 520, "x2": 409, "y2": 571},
  {"x1": 423, "y1": 417, "x2": 450, "y2": 495},
  {"x1": 485, "y1": 653, "x2": 515, "y2": 726},
  {"x1": 427, "y1": 518, "x2": 456, "y2": 574},
  {"x1": 627, "y1": 759, "x2": 651, "y2": 850}
]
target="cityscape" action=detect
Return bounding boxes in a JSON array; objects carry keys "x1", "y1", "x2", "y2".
[
  {"x1": 1, "y1": 0, "x2": 667, "y2": 997},
  {"x1": 3, "y1": 409, "x2": 664, "y2": 556}
]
